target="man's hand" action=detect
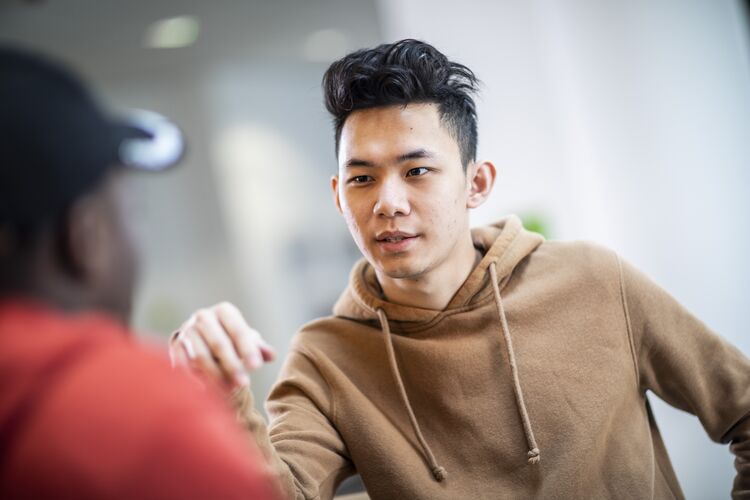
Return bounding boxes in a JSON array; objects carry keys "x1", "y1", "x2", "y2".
[{"x1": 169, "y1": 302, "x2": 276, "y2": 388}]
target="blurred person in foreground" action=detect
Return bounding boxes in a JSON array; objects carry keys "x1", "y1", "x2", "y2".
[
  {"x1": 0, "y1": 45, "x2": 279, "y2": 500},
  {"x1": 171, "y1": 40, "x2": 750, "y2": 499}
]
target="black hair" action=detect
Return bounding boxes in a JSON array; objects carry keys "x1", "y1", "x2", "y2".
[
  {"x1": 0, "y1": 210, "x2": 68, "y2": 294},
  {"x1": 323, "y1": 39, "x2": 480, "y2": 167}
]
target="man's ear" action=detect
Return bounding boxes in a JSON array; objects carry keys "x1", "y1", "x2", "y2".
[
  {"x1": 466, "y1": 160, "x2": 497, "y2": 209},
  {"x1": 58, "y1": 192, "x2": 109, "y2": 284},
  {"x1": 331, "y1": 175, "x2": 343, "y2": 215}
]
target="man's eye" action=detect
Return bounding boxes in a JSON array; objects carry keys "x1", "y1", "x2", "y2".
[
  {"x1": 406, "y1": 167, "x2": 429, "y2": 177},
  {"x1": 349, "y1": 175, "x2": 373, "y2": 184}
]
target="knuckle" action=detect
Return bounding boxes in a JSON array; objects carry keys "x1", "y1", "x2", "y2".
[{"x1": 194, "y1": 310, "x2": 211, "y2": 325}]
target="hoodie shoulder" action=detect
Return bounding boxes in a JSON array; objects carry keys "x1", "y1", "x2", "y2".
[
  {"x1": 286, "y1": 315, "x2": 386, "y2": 381},
  {"x1": 537, "y1": 239, "x2": 617, "y2": 261},
  {"x1": 290, "y1": 315, "x2": 371, "y2": 351},
  {"x1": 530, "y1": 239, "x2": 621, "y2": 288}
]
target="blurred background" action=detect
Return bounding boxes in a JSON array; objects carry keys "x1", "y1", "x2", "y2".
[{"x1": 2, "y1": 0, "x2": 749, "y2": 497}]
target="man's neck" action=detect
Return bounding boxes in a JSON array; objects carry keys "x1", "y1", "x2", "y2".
[{"x1": 375, "y1": 235, "x2": 482, "y2": 311}]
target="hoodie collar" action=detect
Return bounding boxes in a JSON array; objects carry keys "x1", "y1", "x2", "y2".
[{"x1": 333, "y1": 215, "x2": 544, "y2": 323}]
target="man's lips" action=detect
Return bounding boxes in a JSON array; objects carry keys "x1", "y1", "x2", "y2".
[
  {"x1": 375, "y1": 231, "x2": 419, "y2": 252},
  {"x1": 375, "y1": 230, "x2": 418, "y2": 242}
]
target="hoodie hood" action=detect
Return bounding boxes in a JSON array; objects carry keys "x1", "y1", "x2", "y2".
[{"x1": 333, "y1": 214, "x2": 544, "y2": 323}]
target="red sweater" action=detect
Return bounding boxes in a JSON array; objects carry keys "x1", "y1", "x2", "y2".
[{"x1": 0, "y1": 300, "x2": 279, "y2": 500}]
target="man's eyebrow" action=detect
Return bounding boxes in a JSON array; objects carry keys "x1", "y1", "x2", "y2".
[
  {"x1": 344, "y1": 149, "x2": 434, "y2": 168},
  {"x1": 396, "y1": 149, "x2": 434, "y2": 163},
  {"x1": 344, "y1": 158, "x2": 375, "y2": 168}
]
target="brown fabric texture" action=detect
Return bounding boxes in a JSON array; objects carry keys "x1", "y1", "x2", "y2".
[{"x1": 233, "y1": 215, "x2": 750, "y2": 499}]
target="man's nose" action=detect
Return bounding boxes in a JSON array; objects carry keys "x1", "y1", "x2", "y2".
[{"x1": 373, "y1": 177, "x2": 410, "y2": 217}]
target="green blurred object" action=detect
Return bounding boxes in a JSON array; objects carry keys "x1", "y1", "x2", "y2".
[{"x1": 519, "y1": 214, "x2": 551, "y2": 239}]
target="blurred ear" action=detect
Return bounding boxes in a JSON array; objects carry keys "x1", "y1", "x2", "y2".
[
  {"x1": 58, "y1": 189, "x2": 111, "y2": 285},
  {"x1": 466, "y1": 160, "x2": 496, "y2": 209},
  {"x1": 331, "y1": 175, "x2": 343, "y2": 215}
]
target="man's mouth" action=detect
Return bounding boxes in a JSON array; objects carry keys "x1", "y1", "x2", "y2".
[
  {"x1": 375, "y1": 231, "x2": 419, "y2": 252},
  {"x1": 376, "y1": 231, "x2": 417, "y2": 242}
]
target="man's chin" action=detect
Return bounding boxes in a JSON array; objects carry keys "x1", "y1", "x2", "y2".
[{"x1": 375, "y1": 261, "x2": 423, "y2": 280}]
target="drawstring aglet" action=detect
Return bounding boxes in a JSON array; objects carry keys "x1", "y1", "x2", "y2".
[{"x1": 432, "y1": 466, "x2": 448, "y2": 481}]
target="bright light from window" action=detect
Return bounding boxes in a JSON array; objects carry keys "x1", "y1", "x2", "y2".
[{"x1": 144, "y1": 15, "x2": 200, "y2": 49}]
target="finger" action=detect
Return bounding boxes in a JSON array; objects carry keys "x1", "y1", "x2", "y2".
[
  {"x1": 246, "y1": 325, "x2": 276, "y2": 362},
  {"x1": 193, "y1": 309, "x2": 249, "y2": 387},
  {"x1": 168, "y1": 338, "x2": 208, "y2": 392},
  {"x1": 169, "y1": 336, "x2": 190, "y2": 368},
  {"x1": 215, "y1": 302, "x2": 272, "y2": 369},
  {"x1": 183, "y1": 332, "x2": 225, "y2": 383},
  {"x1": 259, "y1": 340, "x2": 276, "y2": 362},
  {"x1": 214, "y1": 302, "x2": 257, "y2": 367},
  {"x1": 168, "y1": 327, "x2": 188, "y2": 367},
  {"x1": 244, "y1": 327, "x2": 276, "y2": 366},
  {"x1": 176, "y1": 315, "x2": 196, "y2": 338}
]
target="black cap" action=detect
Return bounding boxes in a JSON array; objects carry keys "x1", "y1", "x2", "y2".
[{"x1": 0, "y1": 44, "x2": 185, "y2": 226}]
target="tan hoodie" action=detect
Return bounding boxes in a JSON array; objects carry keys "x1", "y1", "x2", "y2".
[{"x1": 234, "y1": 215, "x2": 750, "y2": 499}]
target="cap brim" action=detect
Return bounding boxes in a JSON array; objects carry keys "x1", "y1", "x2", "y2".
[{"x1": 113, "y1": 110, "x2": 185, "y2": 172}]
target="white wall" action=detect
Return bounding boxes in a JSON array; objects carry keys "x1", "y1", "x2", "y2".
[{"x1": 377, "y1": 0, "x2": 750, "y2": 497}]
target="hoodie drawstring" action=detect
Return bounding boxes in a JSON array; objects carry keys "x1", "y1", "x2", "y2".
[
  {"x1": 488, "y1": 262, "x2": 541, "y2": 465},
  {"x1": 376, "y1": 308, "x2": 448, "y2": 482},
  {"x1": 374, "y1": 261, "x2": 539, "y2": 480}
]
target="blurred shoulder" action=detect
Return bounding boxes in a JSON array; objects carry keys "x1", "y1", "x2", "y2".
[{"x1": 48, "y1": 334, "x2": 230, "y2": 427}]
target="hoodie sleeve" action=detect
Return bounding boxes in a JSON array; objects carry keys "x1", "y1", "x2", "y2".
[
  {"x1": 231, "y1": 349, "x2": 353, "y2": 500},
  {"x1": 618, "y1": 256, "x2": 750, "y2": 499}
]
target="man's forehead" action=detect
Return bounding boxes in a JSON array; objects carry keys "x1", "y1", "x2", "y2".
[
  {"x1": 338, "y1": 103, "x2": 454, "y2": 165},
  {"x1": 343, "y1": 103, "x2": 441, "y2": 132}
]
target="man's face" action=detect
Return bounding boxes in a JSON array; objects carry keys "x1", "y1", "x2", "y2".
[{"x1": 333, "y1": 103, "x2": 472, "y2": 280}]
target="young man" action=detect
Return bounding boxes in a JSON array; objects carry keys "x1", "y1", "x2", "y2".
[
  {"x1": 171, "y1": 40, "x2": 750, "y2": 499},
  {"x1": 0, "y1": 46, "x2": 279, "y2": 499}
]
